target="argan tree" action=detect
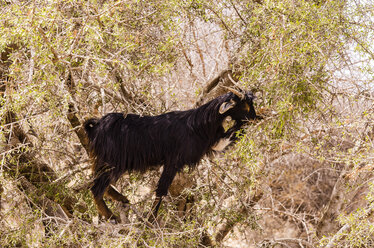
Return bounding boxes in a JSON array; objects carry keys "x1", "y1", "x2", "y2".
[{"x1": 1, "y1": 0, "x2": 374, "y2": 247}]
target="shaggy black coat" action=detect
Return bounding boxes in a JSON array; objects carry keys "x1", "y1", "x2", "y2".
[{"x1": 84, "y1": 91, "x2": 258, "y2": 221}]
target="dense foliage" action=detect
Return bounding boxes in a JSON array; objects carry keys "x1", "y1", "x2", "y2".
[{"x1": 1, "y1": 0, "x2": 374, "y2": 247}]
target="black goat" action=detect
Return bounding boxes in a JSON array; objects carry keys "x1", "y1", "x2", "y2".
[{"x1": 84, "y1": 90, "x2": 259, "y2": 222}]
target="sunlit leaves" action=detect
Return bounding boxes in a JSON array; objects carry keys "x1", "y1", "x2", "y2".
[{"x1": 210, "y1": 0, "x2": 347, "y2": 136}]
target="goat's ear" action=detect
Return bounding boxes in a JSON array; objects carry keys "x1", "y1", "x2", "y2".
[{"x1": 219, "y1": 99, "x2": 236, "y2": 114}]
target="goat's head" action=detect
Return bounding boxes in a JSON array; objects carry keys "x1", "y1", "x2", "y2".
[{"x1": 219, "y1": 89, "x2": 259, "y2": 122}]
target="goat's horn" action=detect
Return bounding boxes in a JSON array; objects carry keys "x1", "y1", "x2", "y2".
[
  {"x1": 226, "y1": 73, "x2": 245, "y2": 99},
  {"x1": 223, "y1": 86, "x2": 245, "y2": 100}
]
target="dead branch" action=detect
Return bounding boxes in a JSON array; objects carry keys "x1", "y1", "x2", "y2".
[
  {"x1": 215, "y1": 191, "x2": 263, "y2": 243},
  {"x1": 52, "y1": 162, "x2": 90, "y2": 185}
]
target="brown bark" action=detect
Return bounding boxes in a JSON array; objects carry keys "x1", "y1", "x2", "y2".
[
  {"x1": 215, "y1": 192, "x2": 263, "y2": 243},
  {"x1": 65, "y1": 72, "x2": 90, "y2": 153}
]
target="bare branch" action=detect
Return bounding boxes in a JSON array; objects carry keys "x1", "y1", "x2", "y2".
[{"x1": 52, "y1": 162, "x2": 90, "y2": 185}]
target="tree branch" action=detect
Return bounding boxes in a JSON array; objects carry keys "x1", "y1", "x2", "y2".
[{"x1": 194, "y1": 69, "x2": 239, "y2": 107}]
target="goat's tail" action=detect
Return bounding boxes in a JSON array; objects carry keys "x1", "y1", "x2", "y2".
[{"x1": 84, "y1": 118, "x2": 99, "y2": 141}]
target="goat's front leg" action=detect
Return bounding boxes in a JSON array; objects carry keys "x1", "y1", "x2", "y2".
[
  {"x1": 94, "y1": 195, "x2": 120, "y2": 223},
  {"x1": 148, "y1": 165, "x2": 178, "y2": 222},
  {"x1": 91, "y1": 172, "x2": 120, "y2": 223}
]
